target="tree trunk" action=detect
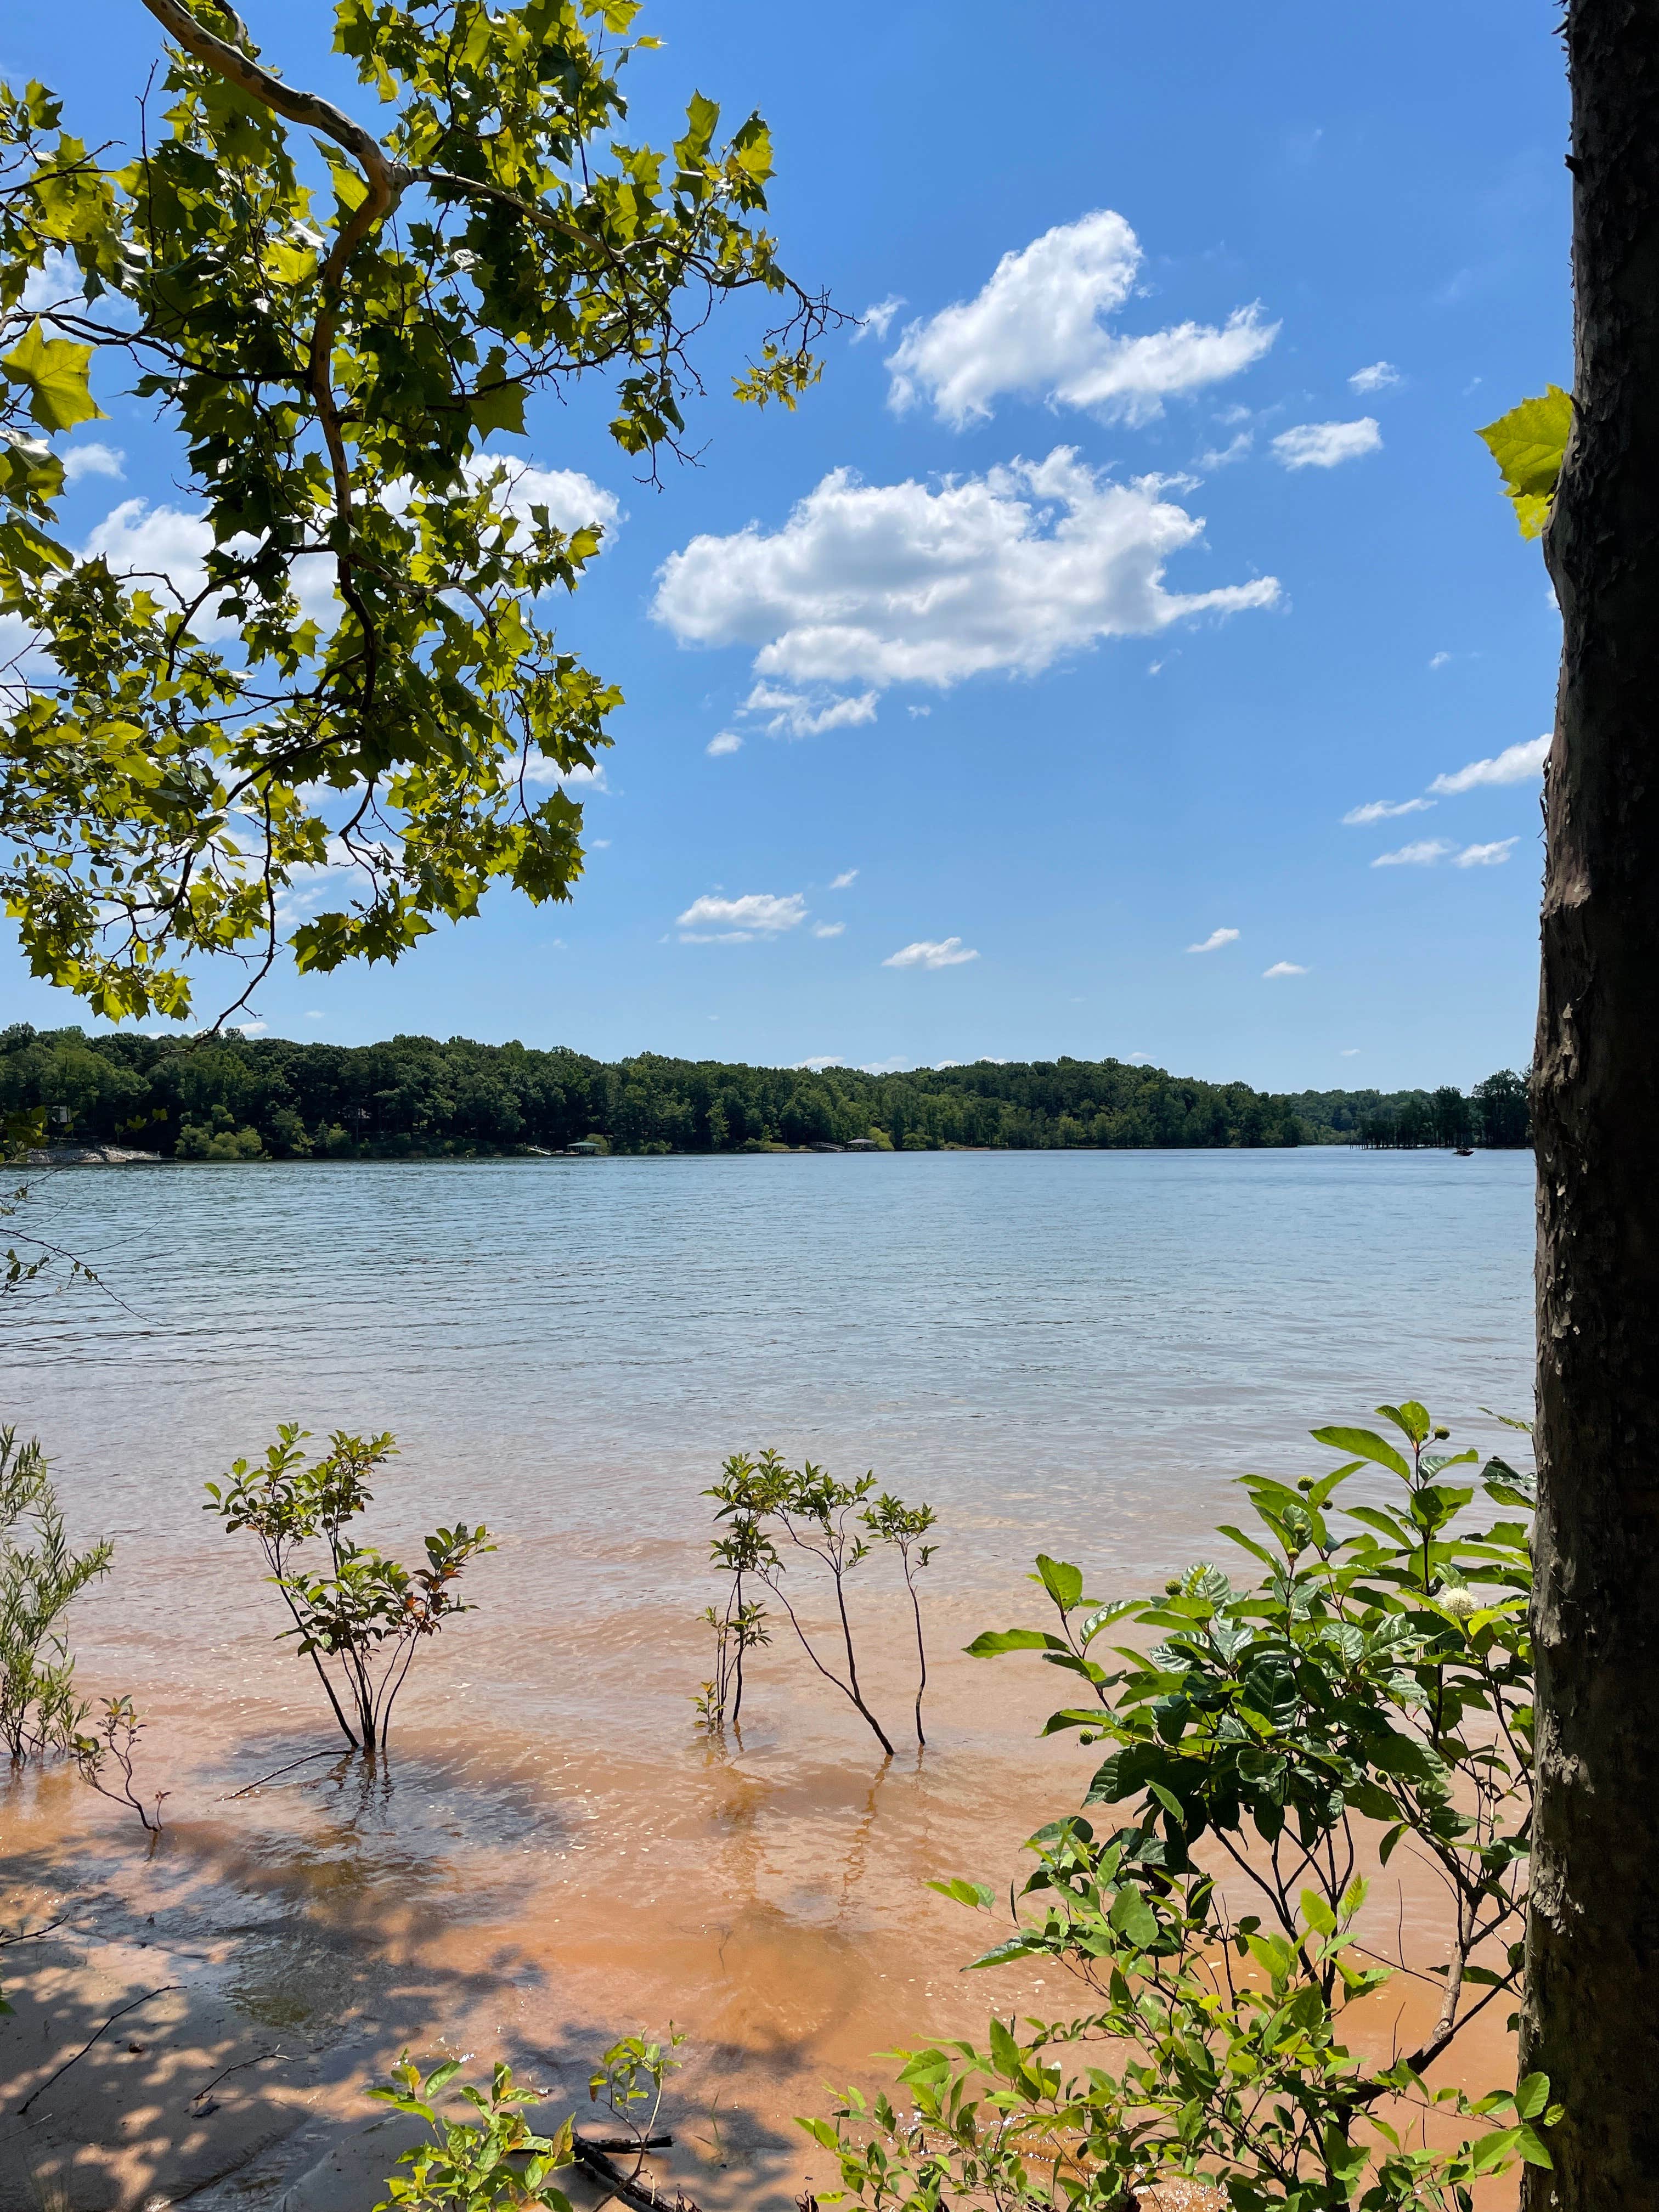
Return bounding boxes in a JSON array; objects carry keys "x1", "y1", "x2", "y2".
[{"x1": 1521, "y1": 5, "x2": 1659, "y2": 2205}]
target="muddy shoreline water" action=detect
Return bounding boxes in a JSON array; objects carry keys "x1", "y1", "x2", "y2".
[{"x1": 2, "y1": 1153, "x2": 1534, "y2": 2207}]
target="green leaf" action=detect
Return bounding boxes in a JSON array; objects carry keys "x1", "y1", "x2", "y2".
[
  {"x1": 1035, "y1": 1554, "x2": 1084, "y2": 1611},
  {"x1": 1310, "y1": 1425, "x2": 1410, "y2": 1480},
  {"x1": 1515, "y1": 2073, "x2": 1550, "y2": 2121},
  {"x1": 1478, "y1": 386, "x2": 1572, "y2": 539},
  {"x1": 965, "y1": 1628, "x2": 1066, "y2": 1657},
  {"x1": 1, "y1": 319, "x2": 104, "y2": 431},
  {"x1": 1108, "y1": 1888, "x2": 1158, "y2": 1948},
  {"x1": 927, "y1": 1879, "x2": 994, "y2": 1911},
  {"x1": 1375, "y1": 1401, "x2": 1430, "y2": 1446}
]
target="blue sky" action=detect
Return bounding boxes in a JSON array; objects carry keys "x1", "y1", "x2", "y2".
[{"x1": 3, "y1": 2, "x2": 1569, "y2": 1089}]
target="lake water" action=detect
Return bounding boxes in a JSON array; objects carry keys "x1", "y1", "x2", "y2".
[{"x1": 1, "y1": 1149, "x2": 1536, "y2": 2208}]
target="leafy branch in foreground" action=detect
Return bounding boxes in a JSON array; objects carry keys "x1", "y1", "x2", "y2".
[
  {"x1": 205, "y1": 1424, "x2": 494, "y2": 1752},
  {"x1": 0, "y1": 3, "x2": 832, "y2": 1024},
  {"x1": 372, "y1": 2053, "x2": 574, "y2": 2212},
  {"x1": 808, "y1": 1400, "x2": 1555, "y2": 2211},
  {"x1": 370, "y1": 2028, "x2": 685, "y2": 2212}
]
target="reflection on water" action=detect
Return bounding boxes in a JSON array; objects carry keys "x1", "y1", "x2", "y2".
[{"x1": 1, "y1": 1150, "x2": 1534, "y2": 2204}]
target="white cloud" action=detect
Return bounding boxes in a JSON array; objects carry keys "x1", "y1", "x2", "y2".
[
  {"x1": 676, "y1": 891, "x2": 808, "y2": 942},
  {"x1": 706, "y1": 731, "x2": 742, "y2": 757},
  {"x1": 1272, "y1": 418, "x2": 1382, "y2": 470},
  {"x1": 1342, "y1": 797, "x2": 1435, "y2": 825},
  {"x1": 520, "y1": 759, "x2": 610, "y2": 795},
  {"x1": 653, "y1": 448, "x2": 1279, "y2": 704},
  {"x1": 1454, "y1": 838, "x2": 1519, "y2": 867},
  {"x1": 490, "y1": 460, "x2": 620, "y2": 539},
  {"x1": 861, "y1": 1056, "x2": 912, "y2": 1074},
  {"x1": 1349, "y1": 361, "x2": 1400, "y2": 393},
  {"x1": 812, "y1": 921, "x2": 846, "y2": 938},
  {"x1": 62, "y1": 442, "x2": 125, "y2": 484},
  {"x1": 884, "y1": 210, "x2": 1277, "y2": 428},
  {"x1": 883, "y1": 937, "x2": 979, "y2": 969},
  {"x1": 1198, "y1": 431, "x2": 1254, "y2": 469},
  {"x1": 1187, "y1": 926, "x2": 1239, "y2": 953},
  {"x1": 1429, "y1": 651, "x2": 1452, "y2": 669},
  {"x1": 830, "y1": 869, "x2": 859, "y2": 889},
  {"x1": 1429, "y1": 734, "x2": 1549, "y2": 793},
  {"x1": 20, "y1": 250, "x2": 81, "y2": 315},
  {"x1": 740, "y1": 681, "x2": 879, "y2": 738},
  {"x1": 232, "y1": 1019, "x2": 269, "y2": 1035},
  {"x1": 1340, "y1": 1047, "x2": 1360, "y2": 1057},
  {"x1": 80, "y1": 496, "x2": 338, "y2": 638},
  {"x1": 1263, "y1": 961, "x2": 1308, "y2": 977},
  {"x1": 1368, "y1": 838, "x2": 1522, "y2": 869},
  {"x1": 907, "y1": 703, "x2": 932, "y2": 718},
  {"x1": 851, "y1": 295, "x2": 905, "y2": 345},
  {"x1": 1372, "y1": 839, "x2": 1454, "y2": 867},
  {"x1": 1127, "y1": 1051, "x2": 1154, "y2": 1064},
  {"x1": 75, "y1": 459, "x2": 618, "y2": 645},
  {"x1": 306, "y1": 1011, "x2": 325, "y2": 1019}
]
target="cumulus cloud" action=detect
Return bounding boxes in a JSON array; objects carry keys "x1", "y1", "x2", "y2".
[
  {"x1": 1372, "y1": 839, "x2": 1454, "y2": 867},
  {"x1": 491, "y1": 460, "x2": 620, "y2": 538},
  {"x1": 73, "y1": 459, "x2": 619, "y2": 645},
  {"x1": 62, "y1": 442, "x2": 125, "y2": 484},
  {"x1": 740, "y1": 682, "x2": 879, "y2": 738},
  {"x1": 851, "y1": 295, "x2": 905, "y2": 345},
  {"x1": 812, "y1": 921, "x2": 846, "y2": 938},
  {"x1": 1342, "y1": 797, "x2": 1434, "y2": 825},
  {"x1": 1429, "y1": 651, "x2": 1452, "y2": 669},
  {"x1": 1429, "y1": 734, "x2": 1549, "y2": 793},
  {"x1": 1349, "y1": 362, "x2": 1400, "y2": 393},
  {"x1": 830, "y1": 869, "x2": 859, "y2": 889},
  {"x1": 1263, "y1": 961, "x2": 1308, "y2": 977},
  {"x1": 706, "y1": 731, "x2": 742, "y2": 757},
  {"x1": 676, "y1": 891, "x2": 808, "y2": 942},
  {"x1": 884, "y1": 210, "x2": 1277, "y2": 428},
  {"x1": 518, "y1": 759, "x2": 610, "y2": 795},
  {"x1": 1272, "y1": 418, "x2": 1383, "y2": 470},
  {"x1": 653, "y1": 449, "x2": 1278, "y2": 718},
  {"x1": 883, "y1": 937, "x2": 979, "y2": 969},
  {"x1": 1454, "y1": 838, "x2": 1519, "y2": 867},
  {"x1": 796, "y1": 1054, "x2": 845, "y2": 1069},
  {"x1": 1187, "y1": 926, "x2": 1239, "y2": 953}
]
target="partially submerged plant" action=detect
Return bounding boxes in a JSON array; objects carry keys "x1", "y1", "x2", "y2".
[
  {"x1": 862, "y1": 1492, "x2": 938, "y2": 1746},
  {"x1": 206, "y1": 1426, "x2": 494, "y2": 1754},
  {"x1": 74, "y1": 1694, "x2": 168, "y2": 1839},
  {"x1": 806, "y1": 1400, "x2": 1555, "y2": 2211},
  {"x1": 0, "y1": 1427, "x2": 111, "y2": 1762},
  {"x1": 698, "y1": 1452, "x2": 938, "y2": 1756},
  {"x1": 697, "y1": 1455, "x2": 778, "y2": 1734},
  {"x1": 371, "y1": 2055, "x2": 574, "y2": 2212},
  {"x1": 370, "y1": 2030, "x2": 687, "y2": 2212}
]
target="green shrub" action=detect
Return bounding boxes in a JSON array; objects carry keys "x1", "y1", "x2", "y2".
[
  {"x1": 806, "y1": 1401, "x2": 1553, "y2": 2211},
  {"x1": 1, "y1": 1429, "x2": 112, "y2": 1762}
]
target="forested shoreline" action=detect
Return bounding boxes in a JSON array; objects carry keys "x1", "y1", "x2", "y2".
[{"x1": 0, "y1": 1025, "x2": 1531, "y2": 1159}]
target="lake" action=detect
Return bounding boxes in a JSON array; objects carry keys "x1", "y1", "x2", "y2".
[{"x1": 1, "y1": 1149, "x2": 1535, "y2": 2209}]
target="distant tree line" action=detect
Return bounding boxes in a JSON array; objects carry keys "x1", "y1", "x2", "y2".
[{"x1": 0, "y1": 1027, "x2": 1532, "y2": 1160}]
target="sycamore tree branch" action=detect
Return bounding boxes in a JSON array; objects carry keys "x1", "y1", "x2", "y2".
[
  {"x1": 136, "y1": 0, "x2": 412, "y2": 201},
  {"x1": 138, "y1": 0, "x2": 406, "y2": 704}
]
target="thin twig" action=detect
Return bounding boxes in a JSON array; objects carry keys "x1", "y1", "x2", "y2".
[{"x1": 16, "y1": 1985, "x2": 182, "y2": 2116}]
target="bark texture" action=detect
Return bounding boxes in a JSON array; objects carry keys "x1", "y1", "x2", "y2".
[{"x1": 1522, "y1": 4, "x2": 1659, "y2": 2207}]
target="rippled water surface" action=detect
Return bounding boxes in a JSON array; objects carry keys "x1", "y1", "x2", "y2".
[{"x1": 2, "y1": 1149, "x2": 1535, "y2": 2207}]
